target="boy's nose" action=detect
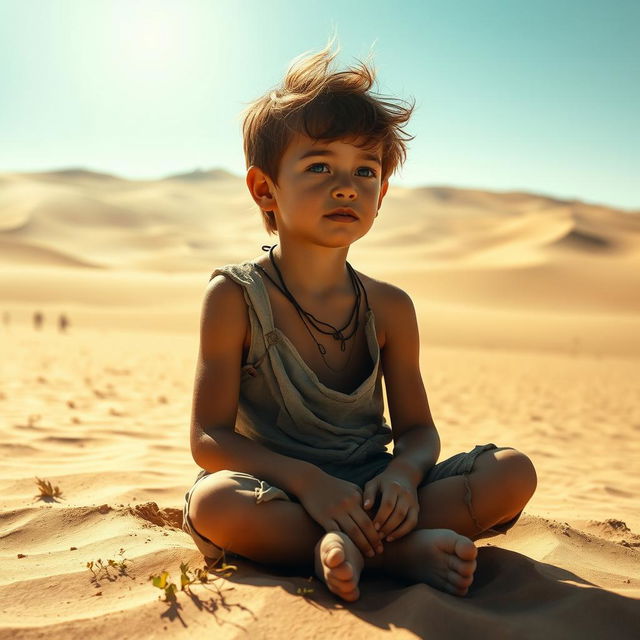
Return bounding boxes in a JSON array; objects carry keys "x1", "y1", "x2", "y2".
[{"x1": 331, "y1": 185, "x2": 357, "y2": 200}]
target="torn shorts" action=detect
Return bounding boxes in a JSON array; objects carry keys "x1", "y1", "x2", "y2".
[{"x1": 182, "y1": 443, "x2": 522, "y2": 563}]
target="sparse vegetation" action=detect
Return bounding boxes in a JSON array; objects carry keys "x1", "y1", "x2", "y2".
[
  {"x1": 149, "y1": 570, "x2": 178, "y2": 601},
  {"x1": 35, "y1": 476, "x2": 63, "y2": 499},
  {"x1": 86, "y1": 548, "x2": 131, "y2": 584},
  {"x1": 296, "y1": 576, "x2": 315, "y2": 597},
  {"x1": 148, "y1": 551, "x2": 316, "y2": 602},
  {"x1": 149, "y1": 551, "x2": 238, "y2": 602}
]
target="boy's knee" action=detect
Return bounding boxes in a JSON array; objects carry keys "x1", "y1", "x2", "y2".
[
  {"x1": 496, "y1": 449, "x2": 537, "y2": 501},
  {"x1": 474, "y1": 448, "x2": 536, "y2": 504},
  {"x1": 189, "y1": 471, "x2": 246, "y2": 528}
]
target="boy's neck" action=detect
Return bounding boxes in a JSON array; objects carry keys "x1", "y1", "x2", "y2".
[{"x1": 272, "y1": 242, "x2": 351, "y2": 299}]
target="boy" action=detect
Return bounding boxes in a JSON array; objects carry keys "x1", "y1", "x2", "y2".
[{"x1": 182, "y1": 41, "x2": 537, "y2": 603}]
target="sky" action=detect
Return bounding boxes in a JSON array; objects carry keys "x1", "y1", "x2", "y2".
[{"x1": 0, "y1": 0, "x2": 638, "y2": 210}]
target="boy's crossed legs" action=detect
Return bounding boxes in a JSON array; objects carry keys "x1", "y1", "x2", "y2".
[
  {"x1": 316, "y1": 447, "x2": 536, "y2": 600},
  {"x1": 186, "y1": 447, "x2": 537, "y2": 602}
]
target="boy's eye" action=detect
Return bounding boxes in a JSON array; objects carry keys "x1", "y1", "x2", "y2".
[
  {"x1": 307, "y1": 163, "x2": 329, "y2": 174},
  {"x1": 307, "y1": 163, "x2": 377, "y2": 178}
]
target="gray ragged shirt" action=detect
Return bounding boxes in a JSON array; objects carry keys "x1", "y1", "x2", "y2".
[{"x1": 211, "y1": 261, "x2": 392, "y2": 472}]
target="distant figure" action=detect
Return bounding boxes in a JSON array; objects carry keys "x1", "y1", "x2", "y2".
[
  {"x1": 33, "y1": 311, "x2": 44, "y2": 330},
  {"x1": 58, "y1": 313, "x2": 69, "y2": 333},
  {"x1": 2, "y1": 311, "x2": 9, "y2": 328}
]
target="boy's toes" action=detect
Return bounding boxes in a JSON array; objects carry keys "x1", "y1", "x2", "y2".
[
  {"x1": 325, "y1": 557, "x2": 356, "y2": 582},
  {"x1": 333, "y1": 583, "x2": 360, "y2": 601},
  {"x1": 447, "y1": 569, "x2": 474, "y2": 591},
  {"x1": 454, "y1": 536, "x2": 478, "y2": 561},
  {"x1": 315, "y1": 532, "x2": 364, "y2": 602},
  {"x1": 329, "y1": 571, "x2": 358, "y2": 590},
  {"x1": 448, "y1": 553, "x2": 477, "y2": 578},
  {"x1": 323, "y1": 544, "x2": 358, "y2": 581},
  {"x1": 324, "y1": 561, "x2": 359, "y2": 600},
  {"x1": 324, "y1": 545, "x2": 346, "y2": 569},
  {"x1": 447, "y1": 582, "x2": 471, "y2": 597}
]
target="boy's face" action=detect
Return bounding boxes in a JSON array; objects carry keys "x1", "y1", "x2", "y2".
[{"x1": 255, "y1": 132, "x2": 388, "y2": 247}]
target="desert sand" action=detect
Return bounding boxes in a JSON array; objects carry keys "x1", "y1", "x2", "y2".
[{"x1": 1, "y1": 168, "x2": 639, "y2": 638}]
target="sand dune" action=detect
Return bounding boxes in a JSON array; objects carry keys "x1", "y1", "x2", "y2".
[
  {"x1": 2, "y1": 169, "x2": 639, "y2": 272},
  {"x1": 0, "y1": 169, "x2": 638, "y2": 636},
  {"x1": 1, "y1": 168, "x2": 639, "y2": 354}
]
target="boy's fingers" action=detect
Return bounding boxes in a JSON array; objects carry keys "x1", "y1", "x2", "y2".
[
  {"x1": 356, "y1": 511, "x2": 383, "y2": 552},
  {"x1": 384, "y1": 508, "x2": 419, "y2": 541},
  {"x1": 341, "y1": 515, "x2": 378, "y2": 557},
  {"x1": 373, "y1": 493, "x2": 398, "y2": 531},
  {"x1": 378, "y1": 500, "x2": 412, "y2": 537},
  {"x1": 362, "y1": 483, "x2": 377, "y2": 511},
  {"x1": 379, "y1": 511, "x2": 404, "y2": 538}
]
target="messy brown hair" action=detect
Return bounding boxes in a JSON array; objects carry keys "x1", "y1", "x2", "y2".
[{"x1": 241, "y1": 35, "x2": 415, "y2": 235}]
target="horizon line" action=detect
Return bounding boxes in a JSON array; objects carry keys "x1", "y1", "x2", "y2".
[{"x1": 1, "y1": 165, "x2": 638, "y2": 213}]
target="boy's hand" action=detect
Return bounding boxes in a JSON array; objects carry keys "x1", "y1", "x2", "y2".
[
  {"x1": 297, "y1": 473, "x2": 383, "y2": 559},
  {"x1": 362, "y1": 469, "x2": 419, "y2": 543}
]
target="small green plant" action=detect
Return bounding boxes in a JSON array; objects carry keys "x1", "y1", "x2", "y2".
[
  {"x1": 203, "y1": 551, "x2": 239, "y2": 579},
  {"x1": 86, "y1": 548, "x2": 131, "y2": 584},
  {"x1": 35, "y1": 477, "x2": 63, "y2": 499},
  {"x1": 149, "y1": 550, "x2": 239, "y2": 602},
  {"x1": 296, "y1": 575, "x2": 316, "y2": 597},
  {"x1": 150, "y1": 570, "x2": 178, "y2": 602}
]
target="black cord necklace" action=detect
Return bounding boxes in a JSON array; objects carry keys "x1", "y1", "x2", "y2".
[{"x1": 254, "y1": 245, "x2": 364, "y2": 371}]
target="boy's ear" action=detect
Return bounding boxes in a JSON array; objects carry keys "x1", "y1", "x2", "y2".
[{"x1": 246, "y1": 166, "x2": 277, "y2": 211}]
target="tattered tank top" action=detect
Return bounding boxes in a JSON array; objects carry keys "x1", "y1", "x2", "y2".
[{"x1": 211, "y1": 261, "x2": 392, "y2": 471}]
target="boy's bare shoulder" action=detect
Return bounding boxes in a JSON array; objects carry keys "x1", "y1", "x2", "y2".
[
  {"x1": 356, "y1": 270, "x2": 414, "y2": 306},
  {"x1": 355, "y1": 270, "x2": 416, "y2": 345},
  {"x1": 200, "y1": 273, "x2": 249, "y2": 350},
  {"x1": 203, "y1": 272, "x2": 246, "y2": 308}
]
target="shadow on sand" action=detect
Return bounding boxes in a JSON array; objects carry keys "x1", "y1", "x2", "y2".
[{"x1": 186, "y1": 545, "x2": 639, "y2": 639}]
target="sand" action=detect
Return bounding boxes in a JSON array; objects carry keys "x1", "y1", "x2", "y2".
[{"x1": 0, "y1": 169, "x2": 639, "y2": 638}]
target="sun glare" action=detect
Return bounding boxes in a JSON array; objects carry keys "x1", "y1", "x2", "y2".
[{"x1": 107, "y1": 1, "x2": 191, "y2": 75}]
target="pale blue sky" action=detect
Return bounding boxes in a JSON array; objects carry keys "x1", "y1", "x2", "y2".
[{"x1": 0, "y1": 0, "x2": 638, "y2": 209}]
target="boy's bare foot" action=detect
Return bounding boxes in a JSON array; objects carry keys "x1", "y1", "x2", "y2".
[
  {"x1": 385, "y1": 528, "x2": 478, "y2": 596},
  {"x1": 314, "y1": 531, "x2": 365, "y2": 602},
  {"x1": 314, "y1": 528, "x2": 477, "y2": 601}
]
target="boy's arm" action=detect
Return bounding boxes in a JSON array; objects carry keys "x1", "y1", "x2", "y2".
[
  {"x1": 379, "y1": 284, "x2": 441, "y2": 487},
  {"x1": 190, "y1": 275, "x2": 323, "y2": 498}
]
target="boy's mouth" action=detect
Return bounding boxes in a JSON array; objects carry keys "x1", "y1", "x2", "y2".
[{"x1": 325, "y1": 208, "x2": 358, "y2": 222}]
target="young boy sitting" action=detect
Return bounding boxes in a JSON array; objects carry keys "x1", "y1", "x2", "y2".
[{"x1": 182, "y1": 41, "x2": 537, "y2": 603}]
